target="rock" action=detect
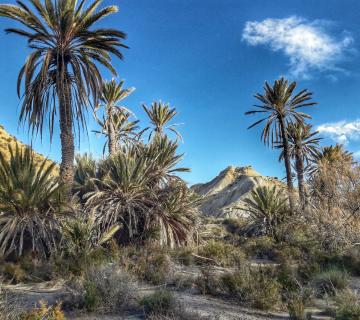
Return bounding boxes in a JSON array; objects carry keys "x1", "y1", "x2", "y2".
[{"x1": 192, "y1": 166, "x2": 281, "y2": 218}]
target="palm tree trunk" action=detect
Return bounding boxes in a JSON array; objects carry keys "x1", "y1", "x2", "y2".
[
  {"x1": 279, "y1": 117, "x2": 295, "y2": 210},
  {"x1": 58, "y1": 79, "x2": 75, "y2": 196},
  {"x1": 107, "y1": 107, "x2": 118, "y2": 155},
  {"x1": 295, "y1": 147, "x2": 306, "y2": 206}
]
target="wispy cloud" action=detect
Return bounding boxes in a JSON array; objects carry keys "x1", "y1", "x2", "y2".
[
  {"x1": 242, "y1": 16, "x2": 353, "y2": 79},
  {"x1": 317, "y1": 120, "x2": 360, "y2": 145}
]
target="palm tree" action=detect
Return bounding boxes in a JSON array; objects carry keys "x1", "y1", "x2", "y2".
[
  {"x1": 0, "y1": 145, "x2": 64, "y2": 257},
  {"x1": 94, "y1": 109, "x2": 140, "y2": 155},
  {"x1": 278, "y1": 122, "x2": 321, "y2": 205},
  {"x1": 95, "y1": 79, "x2": 135, "y2": 155},
  {"x1": 245, "y1": 77, "x2": 317, "y2": 208},
  {"x1": 243, "y1": 185, "x2": 289, "y2": 241},
  {"x1": 142, "y1": 101, "x2": 182, "y2": 140},
  {"x1": 0, "y1": 0, "x2": 128, "y2": 192}
]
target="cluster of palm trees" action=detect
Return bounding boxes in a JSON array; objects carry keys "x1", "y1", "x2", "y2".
[
  {"x1": 0, "y1": 0, "x2": 199, "y2": 259},
  {"x1": 246, "y1": 77, "x2": 321, "y2": 208},
  {"x1": 244, "y1": 78, "x2": 359, "y2": 241}
]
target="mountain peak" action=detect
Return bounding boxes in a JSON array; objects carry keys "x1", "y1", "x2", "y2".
[{"x1": 193, "y1": 165, "x2": 279, "y2": 217}]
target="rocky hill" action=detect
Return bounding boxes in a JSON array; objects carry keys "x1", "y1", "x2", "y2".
[
  {"x1": 192, "y1": 166, "x2": 281, "y2": 218},
  {"x1": 0, "y1": 124, "x2": 56, "y2": 171}
]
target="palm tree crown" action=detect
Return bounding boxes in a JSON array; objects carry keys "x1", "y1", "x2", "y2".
[
  {"x1": 142, "y1": 101, "x2": 182, "y2": 140},
  {"x1": 95, "y1": 79, "x2": 135, "y2": 155},
  {"x1": 278, "y1": 122, "x2": 321, "y2": 164},
  {"x1": 0, "y1": 0, "x2": 127, "y2": 187},
  {"x1": 246, "y1": 77, "x2": 316, "y2": 146}
]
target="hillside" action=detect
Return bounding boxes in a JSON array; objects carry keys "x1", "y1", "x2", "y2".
[
  {"x1": 192, "y1": 166, "x2": 281, "y2": 218},
  {"x1": 0, "y1": 124, "x2": 56, "y2": 171}
]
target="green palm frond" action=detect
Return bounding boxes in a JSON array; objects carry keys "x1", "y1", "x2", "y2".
[
  {"x1": 243, "y1": 185, "x2": 289, "y2": 241},
  {"x1": 0, "y1": 144, "x2": 65, "y2": 257},
  {"x1": 142, "y1": 101, "x2": 182, "y2": 141},
  {"x1": 0, "y1": 0, "x2": 127, "y2": 138},
  {"x1": 246, "y1": 77, "x2": 317, "y2": 146},
  {"x1": 277, "y1": 122, "x2": 321, "y2": 164}
]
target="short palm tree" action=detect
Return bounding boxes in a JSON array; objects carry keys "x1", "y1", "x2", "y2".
[
  {"x1": 244, "y1": 185, "x2": 289, "y2": 241},
  {"x1": 0, "y1": 145, "x2": 64, "y2": 257},
  {"x1": 278, "y1": 122, "x2": 321, "y2": 205},
  {"x1": 95, "y1": 79, "x2": 136, "y2": 155},
  {"x1": 94, "y1": 109, "x2": 140, "y2": 155},
  {"x1": 85, "y1": 136, "x2": 197, "y2": 247},
  {"x1": 310, "y1": 144, "x2": 354, "y2": 179},
  {"x1": 245, "y1": 77, "x2": 317, "y2": 208},
  {"x1": 142, "y1": 101, "x2": 182, "y2": 140},
  {"x1": 0, "y1": 0, "x2": 128, "y2": 191}
]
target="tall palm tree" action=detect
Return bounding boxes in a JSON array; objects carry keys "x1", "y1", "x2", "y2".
[
  {"x1": 95, "y1": 79, "x2": 135, "y2": 155},
  {"x1": 0, "y1": 0, "x2": 127, "y2": 192},
  {"x1": 278, "y1": 122, "x2": 321, "y2": 205},
  {"x1": 142, "y1": 101, "x2": 182, "y2": 140},
  {"x1": 245, "y1": 77, "x2": 317, "y2": 208}
]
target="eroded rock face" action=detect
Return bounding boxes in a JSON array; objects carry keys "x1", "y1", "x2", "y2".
[{"x1": 192, "y1": 166, "x2": 279, "y2": 218}]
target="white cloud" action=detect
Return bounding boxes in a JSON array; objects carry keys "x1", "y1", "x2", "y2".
[
  {"x1": 242, "y1": 16, "x2": 353, "y2": 79},
  {"x1": 317, "y1": 120, "x2": 360, "y2": 145}
]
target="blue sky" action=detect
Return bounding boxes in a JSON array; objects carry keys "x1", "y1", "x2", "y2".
[{"x1": 1, "y1": 0, "x2": 360, "y2": 184}]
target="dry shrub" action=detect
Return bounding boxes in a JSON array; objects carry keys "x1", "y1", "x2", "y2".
[{"x1": 66, "y1": 264, "x2": 137, "y2": 314}]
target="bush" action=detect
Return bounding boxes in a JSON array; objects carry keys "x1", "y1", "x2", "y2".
[
  {"x1": 243, "y1": 236, "x2": 277, "y2": 260},
  {"x1": 334, "y1": 290, "x2": 360, "y2": 320},
  {"x1": 81, "y1": 264, "x2": 137, "y2": 314},
  {"x1": 197, "y1": 240, "x2": 246, "y2": 267},
  {"x1": 2, "y1": 263, "x2": 26, "y2": 284},
  {"x1": 19, "y1": 301, "x2": 65, "y2": 320},
  {"x1": 172, "y1": 247, "x2": 194, "y2": 266},
  {"x1": 140, "y1": 290, "x2": 176, "y2": 316},
  {"x1": 287, "y1": 293, "x2": 308, "y2": 320},
  {"x1": 220, "y1": 266, "x2": 281, "y2": 310},
  {"x1": 312, "y1": 268, "x2": 348, "y2": 297}
]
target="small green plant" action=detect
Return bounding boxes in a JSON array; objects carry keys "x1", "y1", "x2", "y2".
[
  {"x1": 140, "y1": 290, "x2": 176, "y2": 316},
  {"x1": 84, "y1": 281, "x2": 100, "y2": 312},
  {"x1": 334, "y1": 290, "x2": 360, "y2": 320},
  {"x1": 312, "y1": 268, "x2": 348, "y2": 297}
]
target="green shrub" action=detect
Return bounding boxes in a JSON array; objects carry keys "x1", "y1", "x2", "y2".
[
  {"x1": 172, "y1": 247, "x2": 194, "y2": 266},
  {"x1": 222, "y1": 218, "x2": 245, "y2": 234},
  {"x1": 287, "y1": 293, "x2": 307, "y2": 320},
  {"x1": 84, "y1": 281, "x2": 100, "y2": 312},
  {"x1": 312, "y1": 268, "x2": 348, "y2": 297},
  {"x1": 243, "y1": 236, "x2": 277, "y2": 260},
  {"x1": 334, "y1": 290, "x2": 360, "y2": 320},
  {"x1": 140, "y1": 290, "x2": 176, "y2": 316},
  {"x1": 198, "y1": 240, "x2": 246, "y2": 267},
  {"x1": 196, "y1": 267, "x2": 221, "y2": 295},
  {"x1": 144, "y1": 252, "x2": 172, "y2": 285},
  {"x1": 2, "y1": 263, "x2": 26, "y2": 284},
  {"x1": 220, "y1": 266, "x2": 281, "y2": 311}
]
